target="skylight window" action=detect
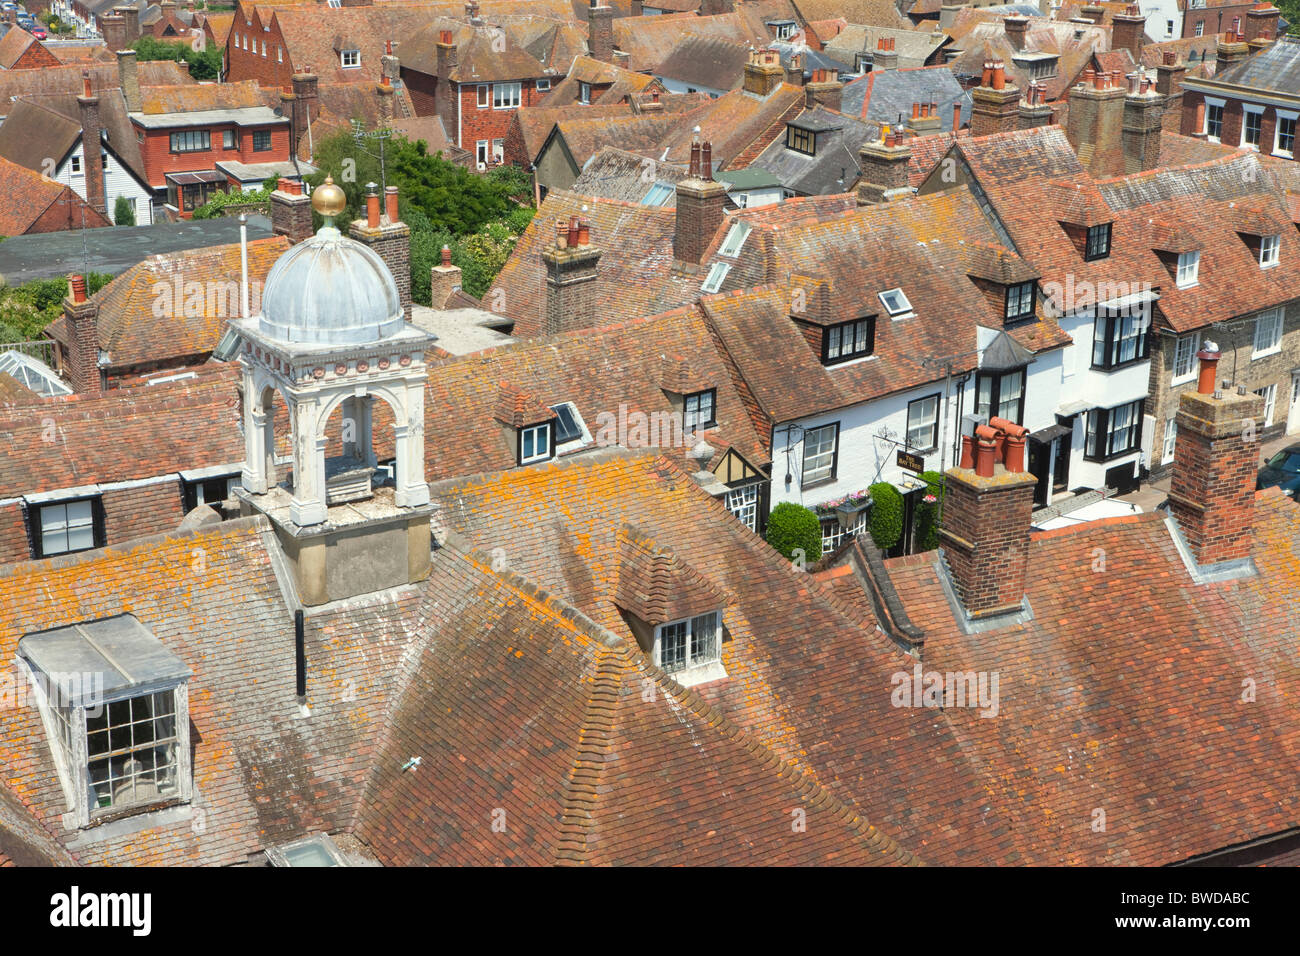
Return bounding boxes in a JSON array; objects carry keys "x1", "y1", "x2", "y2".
[
  {"x1": 267, "y1": 834, "x2": 349, "y2": 867},
  {"x1": 719, "y1": 221, "x2": 751, "y2": 258},
  {"x1": 701, "y1": 261, "x2": 731, "y2": 294},
  {"x1": 641, "y1": 182, "x2": 674, "y2": 206},
  {"x1": 879, "y1": 288, "x2": 912, "y2": 317},
  {"x1": 0, "y1": 350, "x2": 73, "y2": 396},
  {"x1": 550, "y1": 402, "x2": 589, "y2": 446}
]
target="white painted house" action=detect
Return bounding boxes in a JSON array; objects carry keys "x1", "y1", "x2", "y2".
[{"x1": 55, "y1": 135, "x2": 156, "y2": 226}]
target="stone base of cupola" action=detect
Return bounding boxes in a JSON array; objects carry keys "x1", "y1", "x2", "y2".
[{"x1": 235, "y1": 485, "x2": 434, "y2": 606}]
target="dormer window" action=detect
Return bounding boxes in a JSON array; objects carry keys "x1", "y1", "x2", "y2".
[
  {"x1": 1004, "y1": 281, "x2": 1036, "y2": 321},
  {"x1": 654, "y1": 611, "x2": 721, "y2": 675},
  {"x1": 29, "y1": 495, "x2": 103, "y2": 558},
  {"x1": 267, "y1": 834, "x2": 349, "y2": 867},
  {"x1": 519, "y1": 422, "x2": 554, "y2": 465},
  {"x1": 719, "y1": 221, "x2": 751, "y2": 257},
  {"x1": 684, "y1": 389, "x2": 716, "y2": 431},
  {"x1": 340, "y1": 49, "x2": 360, "y2": 69},
  {"x1": 824, "y1": 317, "x2": 875, "y2": 364},
  {"x1": 879, "y1": 288, "x2": 912, "y2": 318},
  {"x1": 1177, "y1": 251, "x2": 1200, "y2": 287},
  {"x1": 19, "y1": 615, "x2": 193, "y2": 828},
  {"x1": 1085, "y1": 223, "x2": 1111, "y2": 260},
  {"x1": 786, "y1": 124, "x2": 816, "y2": 155},
  {"x1": 1260, "y1": 234, "x2": 1280, "y2": 268}
]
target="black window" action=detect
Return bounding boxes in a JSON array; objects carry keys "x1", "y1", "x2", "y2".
[
  {"x1": 182, "y1": 476, "x2": 236, "y2": 512},
  {"x1": 252, "y1": 129, "x2": 272, "y2": 151},
  {"x1": 823, "y1": 317, "x2": 874, "y2": 365},
  {"x1": 1004, "y1": 282, "x2": 1036, "y2": 321},
  {"x1": 169, "y1": 129, "x2": 211, "y2": 153},
  {"x1": 786, "y1": 125, "x2": 815, "y2": 155},
  {"x1": 1092, "y1": 304, "x2": 1151, "y2": 370},
  {"x1": 1085, "y1": 400, "x2": 1144, "y2": 461},
  {"x1": 31, "y1": 497, "x2": 104, "y2": 559},
  {"x1": 550, "y1": 403, "x2": 584, "y2": 444},
  {"x1": 975, "y1": 367, "x2": 1025, "y2": 424},
  {"x1": 684, "y1": 390, "x2": 716, "y2": 431},
  {"x1": 1085, "y1": 223, "x2": 1111, "y2": 260}
]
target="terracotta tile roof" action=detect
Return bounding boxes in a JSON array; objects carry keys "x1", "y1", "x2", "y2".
[
  {"x1": 613, "y1": 523, "x2": 727, "y2": 625},
  {"x1": 570, "y1": 145, "x2": 691, "y2": 203},
  {"x1": 0, "y1": 156, "x2": 111, "y2": 236},
  {"x1": 57, "y1": 236, "x2": 291, "y2": 370},
  {"x1": 654, "y1": 35, "x2": 751, "y2": 91},
  {"x1": 199, "y1": 12, "x2": 235, "y2": 46},
  {"x1": 0, "y1": 26, "x2": 49, "y2": 69},
  {"x1": 538, "y1": 53, "x2": 658, "y2": 106},
  {"x1": 139, "y1": 80, "x2": 268, "y2": 114},
  {"x1": 46, "y1": 43, "x2": 117, "y2": 66},
  {"x1": 883, "y1": 495, "x2": 1300, "y2": 864},
  {"x1": 1139, "y1": 34, "x2": 1219, "y2": 70},
  {"x1": 1157, "y1": 130, "x2": 1240, "y2": 167},
  {"x1": 0, "y1": 373, "x2": 37, "y2": 405},
  {"x1": 944, "y1": 13, "x2": 1109, "y2": 101},
  {"x1": 423, "y1": 450, "x2": 1021, "y2": 864},
  {"x1": 422, "y1": 305, "x2": 770, "y2": 475},
  {"x1": 0, "y1": 61, "x2": 191, "y2": 114},
  {"x1": 825, "y1": 24, "x2": 951, "y2": 70},
  {"x1": 398, "y1": 12, "x2": 586, "y2": 81},
  {"x1": 612, "y1": 11, "x2": 768, "y2": 73},
  {"x1": 0, "y1": 88, "x2": 153, "y2": 188},
  {"x1": 0, "y1": 366, "x2": 244, "y2": 498},
  {"x1": 493, "y1": 380, "x2": 556, "y2": 427},
  {"x1": 789, "y1": 0, "x2": 909, "y2": 28}
]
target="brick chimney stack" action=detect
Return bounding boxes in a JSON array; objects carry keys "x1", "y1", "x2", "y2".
[
  {"x1": 589, "y1": 0, "x2": 615, "y2": 63},
  {"x1": 785, "y1": 52, "x2": 805, "y2": 86},
  {"x1": 114, "y1": 4, "x2": 141, "y2": 44},
  {"x1": 1217, "y1": 33, "x2": 1251, "y2": 73},
  {"x1": 102, "y1": 10, "x2": 128, "y2": 51},
  {"x1": 940, "y1": 437, "x2": 1037, "y2": 620},
  {"x1": 804, "y1": 68, "x2": 843, "y2": 111},
  {"x1": 61, "y1": 275, "x2": 103, "y2": 394},
  {"x1": 971, "y1": 61, "x2": 1021, "y2": 137},
  {"x1": 350, "y1": 183, "x2": 412, "y2": 321},
  {"x1": 674, "y1": 140, "x2": 726, "y2": 264},
  {"x1": 1245, "y1": 3, "x2": 1281, "y2": 42},
  {"x1": 430, "y1": 244, "x2": 463, "y2": 309},
  {"x1": 1005, "y1": 15, "x2": 1029, "y2": 51},
  {"x1": 909, "y1": 101, "x2": 942, "y2": 135},
  {"x1": 1066, "y1": 68, "x2": 1127, "y2": 176},
  {"x1": 1122, "y1": 72, "x2": 1162, "y2": 172},
  {"x1": 743, "y1": 47, "x2": 785, "y2": 96},
  {"x1": 856, "y1": 125, "x2": 912, "y2": 204},
  {"x1": 541, "y1": 215, "x2": 601, "y2": 335},
  {"x1": 1111, "y1": 4, "x2": 1147, "y2": 59},
  {"x1": 270, "y1": 177, "x2": 313, "y2": 244},
  {"x1": 117, "y1": 50, "x2": 141, "y2": 113},
  {"x1": 289, "y1": 70, "x2": 318, "y2": 162},
  {"x1": 77, "y1": 74, "x2": 107, "y2": 216},
  {"x1": 872, "y1": 36, "x2": 898, "y2": 72},
  {"x1": 1166, "y1": 344, "x2": 1265, "y2": 567},
  {"x1": 1018, "y1": 81, "x2": 1053, "y2": 128},
  {"x1": 435, "y1": 30, "x2": 459, "y2": 144}
]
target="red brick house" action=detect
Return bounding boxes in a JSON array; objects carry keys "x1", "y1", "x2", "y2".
[
  {"x1": 0, "y1": 156, "x2": 110, "y2": 235},
  {"x1": 0, "y1": 26, "x2": 61, "y2": 70}
]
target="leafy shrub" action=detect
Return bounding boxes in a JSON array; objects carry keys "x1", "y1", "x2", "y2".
[
  {"x1": 113, "y1": 196, "x2": 136, "y2": 227},
  {"x1": 868, "y1": 482, "x2": 903, "y2": 551},
  {"x1": 913, "y1": 470, "x2": 945, "y2": 552},
  {"x1": 765, "y1": 502, "x2": 823, "y2": 564}
]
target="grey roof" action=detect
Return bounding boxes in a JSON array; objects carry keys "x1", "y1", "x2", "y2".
[
  {"x1": 751, "y1": 106, "x2": 878, "y2": 197},
  {"x1": 842, "y1": 67, "x2": 970, "y2": 131},
  {"x1": 0, "y1": 215, "x2": 275, "y2": 284},
  {"x1": 131, "y1": 107, "x2": 288, "y2": 130},
  {"x1": 1209, "y1": 35, "x2": 1300, "y2": 98},
  {"x1": 768, "y1": 40, "x2": 854, "y2": 78},
  {"x1": 716, "y1": 167, "x2": 782, "y2": 189},
  {"x1": 654, "y1": 35, "x2": 750, "y2": 90},
  {"x1": 1097, "y1": 152, "x2": 1272, "y2": 210},
  {"x1": 19, "y1": 614, "x2": 193, "y2": 706},
  {"x1": 571, "y1": 145, "x2": 691, "y2": 205},
  {"x1": 981, "y1": 330, "x2": 1036, "y2": 372},
  {"x1": 823, "y1": 27, "x2": 948, "y2": 72}
]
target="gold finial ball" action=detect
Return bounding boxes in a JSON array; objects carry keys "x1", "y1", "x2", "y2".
[{"x1": 312, "y1": 174, "x2": 347, "y2": 218}]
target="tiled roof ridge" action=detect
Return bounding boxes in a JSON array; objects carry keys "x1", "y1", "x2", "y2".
[
  {"x1": 1093, "y1": 149, "x2": 1260, "y2": 186},
  {"x1": 614, "y1": 520, "x2": 731, "y2": 624},
  {"x1": 554, "y1": 645, "x2": 622, "y2": 865}
]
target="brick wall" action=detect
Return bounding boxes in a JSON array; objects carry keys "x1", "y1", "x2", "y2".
[
  {"x1": 0, "y1": 502, "x2": 31, "y2": 565},
  {"x1": 11, "y1": 41, "x2": 61, "y2": 70},
  {"x1": 102, "y1": 482, "x2": 186, "y2": 544},
  {"x1": 455, "y1": 80, "x2": 550, "y2": 155},
  {"x1": 940, "y1": 466, "x2": 1036, "y2": 617},
  {"x1": 674, "y1": 180, "x2": 726, "y2": 265},
  {"x1": 224, "y1": 16, "x2": 293, "y2": 87},
  {"x1": 139, "y1": 123, "x2": 291, "y2": 189},
  {"x1": 401, "y1": 66, "x2": 438, "y2": 117},
  {"x1": 25, "y1": 188, "x2": 112, "y2": 235}
]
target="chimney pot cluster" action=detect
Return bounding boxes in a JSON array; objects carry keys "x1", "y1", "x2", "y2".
[
  {"x1": 966, "y1": 419, "x2": 1029, "y2": 477},
  {"x1": 69, "y1": 274, "x2": 87, "y2": 304},
  {"x1": 876, "y1": 36, "x2": 895, "y2": 51},
  {"x1": 556, "y1": 215, "x2": 593, "y2": 249},
  {"x1": 439, "y1": 28, "x2": 453, "y2": 44}
]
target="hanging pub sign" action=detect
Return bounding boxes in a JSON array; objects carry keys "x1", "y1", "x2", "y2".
[{"x1": 897, "y1": 450, "x2": 925, "y2": 473}]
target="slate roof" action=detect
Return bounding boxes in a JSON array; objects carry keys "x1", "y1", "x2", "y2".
[
  {"x1": 654, "y1": 34, "x2": 750, "y2": 91},
  {"x1": 841, "y1": 65, "x2": 971, "y2": 130},
  {"x1": 1207, "y1": 34, "x2": 1300, "y2": 97},
  {"x1": 751, "y1": 105, "x2": 878, "y2": 196}
]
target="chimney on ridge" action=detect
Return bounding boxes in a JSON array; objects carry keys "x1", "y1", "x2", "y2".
[
  {"x1": 60, "y1": 275, "x2": 104, "y2": 394},
  {"x1": 589, "y1": 0, "x2": 615, "y2": 63},
  {"x1": 1122, "y1": 71, "x2": 1163, "y2": 172},
  {"x1": 430, "y1": 244, "x2": 463, "y2": 309},
  {"x1": 674, "y1": 140, "x2": 727, "y2": 264},
  {"x1": 743, "y1": 47, "x2": 785, "y2": 96},
  {"x1": 970, "y1": 60, "x2": 1021, "y2": 137},
  {"x1": 856, "y1": 125, "x2": 912, "y2": 204},
  {"x1": 1065, "y1": 68, "x2": 1127, "y2": 176},
  {"x1": 77, "y1": 74, "x2": 107, "y2": 216},
  {"x1": 270, "y1": 177, "x2": 314, "y2": 244},
  {"x1": 542, "y1": 215, "x2": 601, "y2": 335},
  {"x1": 1111, "y1": 4, "x2": 1147, "y2": 59},
  {"x1": 118, "y1": 49, "x2": 141, "y2": 113},
  {"x1": 349, "y1": 183, "x2": 413, "y2": 321}
]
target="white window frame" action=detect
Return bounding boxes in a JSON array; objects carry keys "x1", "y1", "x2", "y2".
[
  {"x1": 1204, "y1": 97, "x2": 1224, "y2": 141},
  {"x1": 492, "y1": 81, "x2": 522, "y2": 110},
  {"x1": 579, "y1": 81, "x2": 591, "y2": 105},
  {"x1": 1255, "y1": 383, "x2": 1277, "y2": 426},
  {"x1": 879, "y1": 287, "x2": 912, "y2": 318},
  {"x1": 1260, "y1": 234, "x2": 1280, "y2": 269},
  {"x1": 1252, "y1": 307, "x2": 1284, "y2": 359},
  {"x1": 1194, "y1": 20, "x2": 1204, "y2": 36},
  {"x1": 906, "y1": 393, "x2": 940, "y2": 452},
  {"x1": 653, "y1": 611, "x2": 722, "y2": 680},
  {"x1": 1171, "y1": 333, "x2": 1198, "y2": 385},
  {"x1": 719, "y1": 221, "x2": 751, "y2": 258},
  {"x1": 725, "y1": 483, "x2": 759, "y2": 531},
  {"x1": 70, "y1": 154, "x2": 83, "y2": 176},
  {"x1": 519, "y1": 423, "x2": 553, "y2": 464},
  {"x1": 701, "y1": 261, "x2": 730, "y2": 293},
  {"x1": 1241, "y1": 104, "x2": 1264, "y2": 150},
  {"x1": 492, "y1": 138, "x2": 504, "y2": 164},
  {"x1": 1161, "y1": 415, "x2": 1178, "y2": 464},
  {"x1": 536, "y1": 78, "x2": 551, "y2": 92},
  {"x1": 1176, "y1": 251, "x2": 1200, "y2": 288},
  {"x1": 341, "y1": 49, "x2": 360, "y2": 69},
  {"x1": 1276, "y1": 109, "x2": 1298, "y2": 157},
  {"x1": 802, "y1": 422, "x2": 838, "y2": 486},
  {"x1": 476, "y1": 140, "x2": 489, "y2": 166}
]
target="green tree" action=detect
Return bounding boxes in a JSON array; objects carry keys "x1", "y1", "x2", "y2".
[
  {"x1": 131, "y1": 36, "x2": 223, "y2": 82},
  {"x1": 868, "y1": 482, "x2": 903, "y2": 551},
  {"x1": 113, "y1": 195, "x2": 136, "y2": 227},
  {"x1": 913, "y1": 470, "x2": 945, "y2": 553},
  {"x1": 765, "y1": 502, "x2": 823, "y2": 564}
]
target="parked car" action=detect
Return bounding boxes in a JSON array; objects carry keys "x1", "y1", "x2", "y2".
[
  {"x1": 29, "y1": 25, "x2": 45, "y2": 38},
  {"x1": 1257, "y1": 444, "x2": 1300, "y2": 497}
]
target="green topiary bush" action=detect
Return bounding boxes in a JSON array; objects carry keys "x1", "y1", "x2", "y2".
[
  {"x1": 113, "y1": 195, "x2": 136, "y2": 227},
  {"x1": 914, "y1": 470, "x2": 945, "y2": 552},
  {"x1": 765, "y1": 502, "x2": 823, "y2": 564},
  {"x1": 868, "y1": 482, "x2": 903, "y2": 551}
]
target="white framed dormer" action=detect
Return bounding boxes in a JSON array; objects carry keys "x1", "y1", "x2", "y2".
[
  {"x1": 1241, "y1": 104, "x2": 1265, "y2": 151},
  {"x1": 653, "y1": 611, "x2": 725, "y2": 687},
  {"x1": 519, "y1": 421, "x2": 554, "y2": 464},
  {"x1": 18, "y1": 615, "x2": 194, "y2": 830},
  {"x1": 1203, "y1": 96, "x2": 1225, "y2": 142},
  {"x1": 1176, "y1": 250, "x2": 1200, "y2": 288},
  {"x1": 341, "y1": 49, "x2": 361, "y2": 69},
  {"x1": 1260, "y1": 234, "x2": 1281, "y2": 269},
  {"x1": 879, "y1": 287, "x2": 913, "y2": 319}
]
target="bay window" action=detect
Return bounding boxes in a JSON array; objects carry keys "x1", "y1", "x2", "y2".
[
  {"x1": 1092, "y1": 305, "x2": 1150, "y2": 370},
  {"x1": 1085, "y1": 400, "x2": 1143, "y2": 461},
  {"x1": 975, "y1": 367, "x2": 1025, "y2": 423}
]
